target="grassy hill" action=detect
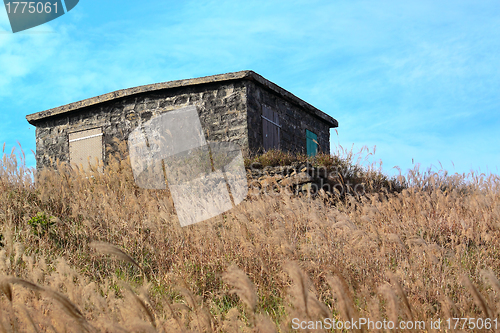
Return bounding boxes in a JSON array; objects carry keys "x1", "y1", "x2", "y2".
[{"x1": 0, "y1": 143, "x2": 499, "y2": 332}]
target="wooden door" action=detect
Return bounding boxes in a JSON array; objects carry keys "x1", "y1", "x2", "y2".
[{"x1": 262, "y1": 106, "x2": 280, "y2": 151}]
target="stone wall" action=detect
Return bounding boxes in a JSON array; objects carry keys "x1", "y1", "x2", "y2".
[
  {"x1": 246, "y1": 162, "x2": 346, "y2": 199},
  {"x1": 34, "y1": 82, "x2": 248, "y2": 169},
  {"x1": 246, "y1": 81, "x2": 331, "y2": 155}
]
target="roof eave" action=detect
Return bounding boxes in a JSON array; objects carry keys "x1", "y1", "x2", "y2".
[{"x1": 26, "y1": 70, "x2": 338, "y2": 128}]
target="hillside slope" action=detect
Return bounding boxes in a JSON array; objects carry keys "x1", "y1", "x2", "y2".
[{"x1": 0, "y1": 145, "x2": 499, "y2": 332}]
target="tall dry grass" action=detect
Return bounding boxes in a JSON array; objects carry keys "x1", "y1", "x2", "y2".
[{"x1": 0, "y1": 141, "x2": 499, "y2": 332}]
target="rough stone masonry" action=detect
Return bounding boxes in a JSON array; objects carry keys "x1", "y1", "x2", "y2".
[{"x1": 26, "y1": 70, "x2": 338, "y2": 170}]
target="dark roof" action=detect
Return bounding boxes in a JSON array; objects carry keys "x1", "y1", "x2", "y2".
[{"x1": 26, "y1": 70, "x2": 338, "y2": 127}]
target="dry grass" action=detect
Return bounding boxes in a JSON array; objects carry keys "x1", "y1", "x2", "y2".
[
  {"x1": 245, "y1": 146, "x2": 406, "y2": 197},
  {"x1": 0, "y1": 141, "x2": 499, "y2": 332}
]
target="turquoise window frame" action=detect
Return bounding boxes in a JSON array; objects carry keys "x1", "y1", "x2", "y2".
[{"x1": 306, "y1": 130, "x2": 318, "y2": 157}]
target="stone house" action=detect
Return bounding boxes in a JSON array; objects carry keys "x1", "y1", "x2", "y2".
[{"x1": 26, "y1": 70, "x2": 338, "y2": 171}]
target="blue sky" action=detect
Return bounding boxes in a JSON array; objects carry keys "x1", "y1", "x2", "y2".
[{"x1": 0, "y1": 0, "x2": 499, "y2": 176}]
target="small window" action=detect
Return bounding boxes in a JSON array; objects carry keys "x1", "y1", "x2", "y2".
[
  {"x1": 306, "y1": 130, "x2": 318, "y2": 157},
  {"x1": 69, "y1": 128, "x2": 103, "y2": 171},
  {"x1": 262, "y1": 106, "x2": 280, "y2": 151}
]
